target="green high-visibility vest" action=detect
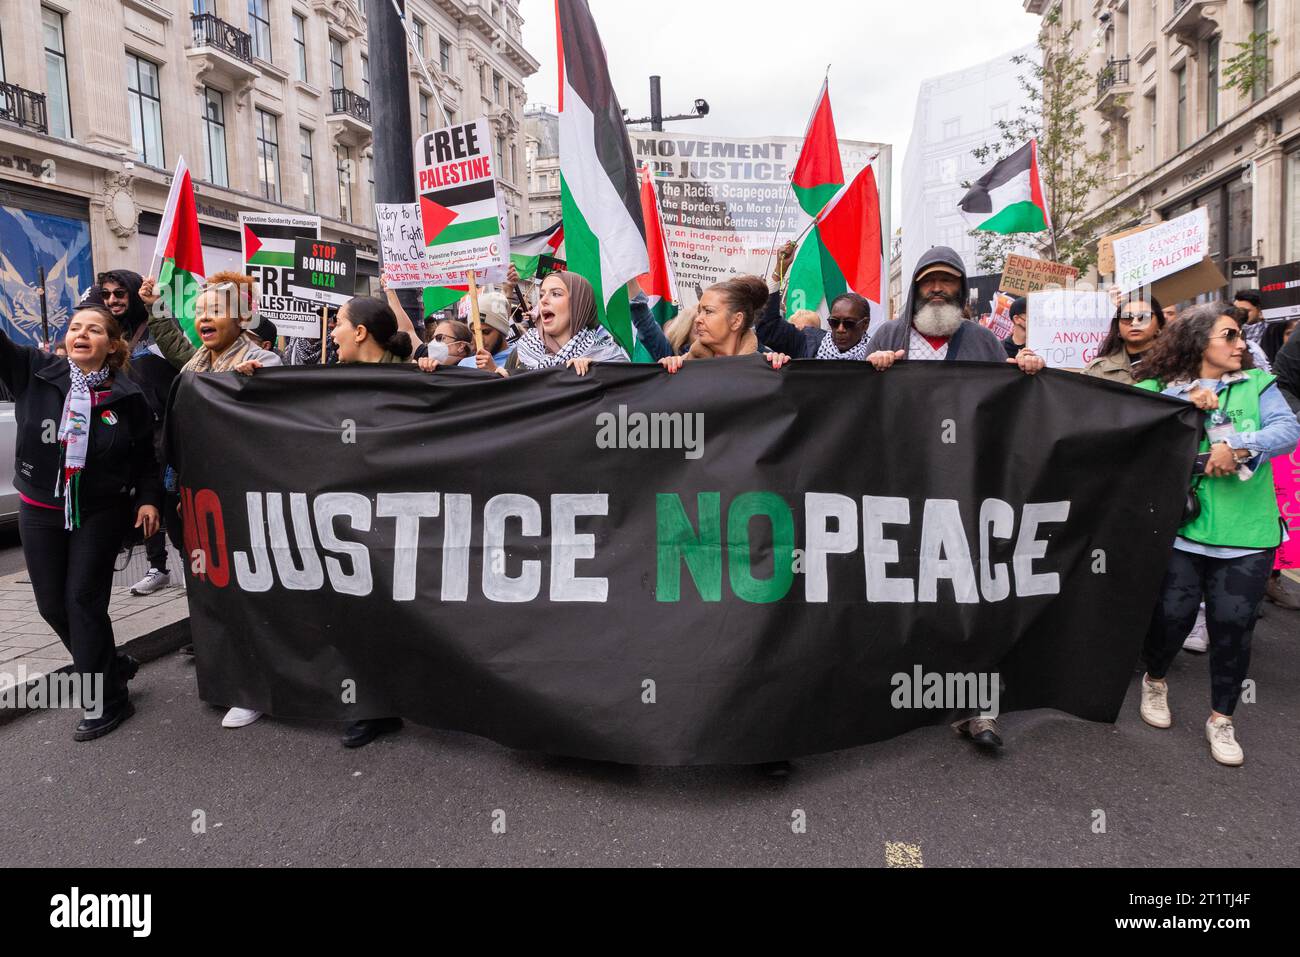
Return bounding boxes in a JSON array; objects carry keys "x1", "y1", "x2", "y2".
[{"x1": 1136, "y1": 369, "x2": 1283, "y2": 549}]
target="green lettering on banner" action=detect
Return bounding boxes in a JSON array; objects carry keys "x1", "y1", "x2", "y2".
[
  {"x1": 727, "y1": 492, "x2": 795, "y2": 604},
  {"x1": 655, "y1": 493, "x2": 722, "y2": 602}
]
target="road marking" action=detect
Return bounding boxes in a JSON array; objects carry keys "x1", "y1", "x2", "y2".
[{"x1": 885, "y1": 842, "x2": 923, "y2": 868}]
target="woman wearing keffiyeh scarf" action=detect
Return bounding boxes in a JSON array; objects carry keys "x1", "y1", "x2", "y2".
[
  {"x1": 489, "y1": 272, "x2": 628, "y2": 377},
  {"x1": 0, "y1": 306, "x2": 161, "y2": 742}
]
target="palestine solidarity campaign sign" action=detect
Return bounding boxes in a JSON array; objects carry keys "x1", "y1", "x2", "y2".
[{"x1": 168, "y1": 364, "x2": 1197, "y2": 765}]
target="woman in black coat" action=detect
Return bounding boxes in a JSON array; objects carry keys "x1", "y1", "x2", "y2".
[{"x1": 0, "y1": 305, "x2": 161, "y2": 740}]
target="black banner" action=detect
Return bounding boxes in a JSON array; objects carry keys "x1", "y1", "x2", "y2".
[{"x1": 167, "y1": 360, "x2": 1199, "y2": 765}]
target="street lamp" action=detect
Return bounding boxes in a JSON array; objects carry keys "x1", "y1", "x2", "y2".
[{"x1": 623, "y1": 76, "x2": 710, "y2": 131}]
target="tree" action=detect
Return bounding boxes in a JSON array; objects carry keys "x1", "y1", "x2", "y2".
[{"x1": 967, "y1": 10, "x2": 1134, "y2": 274}]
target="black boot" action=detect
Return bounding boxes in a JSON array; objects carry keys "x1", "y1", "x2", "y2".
[
  {"x1": 74, "y1": 700, "x2": 135, "y2": 742},
  {"x1": 342, "y1": 717, "x2": 404, "y2": 749}
]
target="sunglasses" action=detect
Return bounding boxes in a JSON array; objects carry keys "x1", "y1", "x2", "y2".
[
  {"x1": 827, "y1": 317, "x2": 865, "y2": 331},
  {"x1": 1209, "y1": 329, "x2": 1242, "y2": 344},
  {"x1": 1120, "y1": 311, "x2": 1153, "y2": 323},
  {"x1": 102, "y1": 288, "x2": 130, "y2": 300},
  {"x1": 434, "y1": 333, "x2": 471, "y2": 345}
]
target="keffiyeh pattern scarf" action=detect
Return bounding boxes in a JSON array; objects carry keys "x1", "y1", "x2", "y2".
[
  {"x1": 56, "y1": 360, "x2": 111, "y2": 529},
  {"x1": 514, "y1": 326, "x2": 599, "y2": 369},
  {"x1": 815, "y1": 330, "x2": 871, "y2": 361}
]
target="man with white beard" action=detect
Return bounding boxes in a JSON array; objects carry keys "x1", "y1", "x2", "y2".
[
  {"x1": 865, "y1": 246, "x2": 1044, "y2": 753},
  {"x1": 867, "y1": 246, "x2": 1046, "y2": 373}
]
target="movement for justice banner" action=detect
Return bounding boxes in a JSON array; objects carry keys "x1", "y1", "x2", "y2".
[{"x1": 167, "y1": 362, "x2": 1198, "y2": 765}]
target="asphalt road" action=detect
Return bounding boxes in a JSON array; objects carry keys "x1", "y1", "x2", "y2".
[
  {"x1": 0, "y1": 529, "x2": 25, "y2": 577},
  {"x1": 2, "y1": 603, "x2": 1297, "y2": 867}
]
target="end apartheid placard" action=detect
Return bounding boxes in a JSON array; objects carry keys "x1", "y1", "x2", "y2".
[{"x1": 414, "y1": 118, "x2": 509, "y2": 285}]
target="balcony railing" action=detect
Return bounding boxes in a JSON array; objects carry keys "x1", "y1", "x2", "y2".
[
  {"x1": 0, "y1": 82, "x2": 48, "y2": 134},
  {"x1": 190, "y1": 12, "x2": 253, "y2": 64},
  {"x1": 330, "y1": 88, "x2": 371, "y2": 124},
  {"x1": 1097, "y1": 57, "x2": 1130, "y2": 99}
]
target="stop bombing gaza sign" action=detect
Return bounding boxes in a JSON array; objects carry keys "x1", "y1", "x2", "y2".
[{"x1": 414, "y1": 117, "x2": 509, "y2": 285}]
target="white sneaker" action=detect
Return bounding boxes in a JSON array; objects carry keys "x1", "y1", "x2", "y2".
[
  {"x1": 1206, "y1": 716, "x2": 1244, "y2": 766},
  {"x1": 130, "y1": 567, "x2": 170, "y2": 596},
  {"x1": 221, "y1": 707, "x2": 263, "y2": 729},
  {"x1": 1183, "y1": 604, "x2": 1209, "y2": 653},
  {"x1": 1139, "y1": 675, "x2": 1172, "y2": 729}
]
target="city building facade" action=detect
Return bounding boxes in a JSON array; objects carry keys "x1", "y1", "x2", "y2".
[
  {"x1": 1026, "y1": 0, "x2": 1299, "y2": 295},
  {"x1": 900, "y1": 44, "x2": 1040, "y2": 287},
  {"x1": 0, "y1": 0, "x2": 537, "y2": 340},
  {"x1": 523, "y1": 103, "x2": 559, "y2": 231}
]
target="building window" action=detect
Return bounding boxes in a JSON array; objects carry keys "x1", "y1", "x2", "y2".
[
  {"x1": 193, "y1": 0, "x2": 215, "y2": 13},
  {"x1": 1175, "y1": 66, "x2": 1187, "y2": 151},
  {"x1": 418, "y1": 93, "x2": 430, "y2": 133},
  {"x1": 1287, "y1": 149, "x2": 1300, "y2": 262},
  {"x1": 479, "y1": 63, "x2": 488, "y2": 97},
  {"x1": 337, "y1": 145, "x2": 352, "y2": 222},
  {"x1": 0, "y1": 22, "x2": 6, "y2": 82},
  {"x1": 446, "y1": 107, "x2": 456, "y2": 125},
  {"x1": 42, "y1": 7, "x2": 72, "y2": 139},
  {"x1": 249, "y1": 0, "x2": 272, "y2": 62},
  {"x1": 492, "y1": 71, "x2": 502, "y2": 104},
  {"x1": 1146, "y1": 91, "x2": 1158, "y2": 166},
  {"x1": 497, "y1": 134, "x2": 506, "y2": 174},
  {"x1": 413, "y1": 18, "x2": 426, "y2": 57},
  {"x1": 202, "y1": 87, "x2": 228, "y2": 187},
  {"x1": 299, "y1": 127, "x2": 315, "y2": 212},
  {"x1": 1252, "y1": 1, "x2": 1270, "y2": 101},
  {"x1": 361, "y1": 54, "x2": 369, "y2": 100},
  {"x1": 329, "y1": 37, "x2": 345, "y2": 90},
  {"x1": 1206, "y1": 36, "x2": 1219, "y2": 131},
  {"x1": 256, "y1": 108, "x2": 280, "y2": 201},
  {"x1": 439, "y1": 37, "x2": 452, "y2": 74},
  {"x1": 293, "y1": 13, "x2": 308, "y2": 82},
  {"x1": 126, "y1": 54, "x2": 164, "y2": 167},
  {"x1": 942, "y1": 118, "x2": 959, "y2": 139}
]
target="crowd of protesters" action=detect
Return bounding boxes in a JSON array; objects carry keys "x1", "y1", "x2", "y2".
[{"x1": 3, "y1": 238, "x2": 1297, "y2": 773}]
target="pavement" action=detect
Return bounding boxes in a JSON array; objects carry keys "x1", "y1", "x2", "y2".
[{"x1": 0, "y1": 576, "x2": 1296, "y2": 867}]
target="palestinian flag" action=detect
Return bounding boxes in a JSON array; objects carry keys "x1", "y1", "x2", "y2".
[
  {"x1": 421, "y1": 178, "x2": 501, "y2": 248},
  {"x1": 510, "y1": 221, "x2": 565, "y2": 280},
  {"x1": 958, "y1": 139, "x2": 1050, "y2": 234},
  {"x1": 636, "y1": 164, "x2": 677, "y2": 327},
  {"x1": 791, "y1": 79, "x2": 844, "y2": 217},
  {"x1": 153, "y1": 157, "x2": 205, "y2": 346},
  {"x1": 556, "y1": 0, "x2": 648, "y2": 357},
  {"x1": 787, "y1": 164, "x2": 883, "y2": 315},
  {"x1": 423, "y1": 285, "x2": 468, "y2": 317}
]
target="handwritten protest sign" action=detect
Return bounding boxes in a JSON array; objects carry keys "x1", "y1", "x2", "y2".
[
  {"x1": 414, "y1": 118, "x2": 509, "y2": 285},
  {"x1": 999, "y1": 254, "x2": 1079, "y2": 297},
  {"x1": 1027, "y1": 290, "x2": 1113, "y2": 369},
  {"x1": 376, "y1": 203, "x2": 441, "y2": 289},
  {"x1": 1113, "y1": 208, "x2": 1209, "y2": 293}
]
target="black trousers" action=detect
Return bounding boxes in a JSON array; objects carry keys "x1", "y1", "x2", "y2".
[
  {"x1": 1143, "y1": 547, "x2": 1273, "y2": 716},
  {"x1": 143, "y1": 490, "x2": 183, "y2": 571},
  {"x1": 19, "y1": 501, "x2": 132, "y2": 713}
]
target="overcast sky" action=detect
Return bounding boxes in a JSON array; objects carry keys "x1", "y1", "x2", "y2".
[{"x1": 521, "y1": 0, "x2": 1043, "y2": 227}]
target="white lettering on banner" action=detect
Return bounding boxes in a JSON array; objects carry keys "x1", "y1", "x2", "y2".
[
  {"x1": 1027, "y1": 290, "x2": 1114, "y2": 369},
  {"x1": 230, "y1": 493, "x2": 1070, "y2": 604}
]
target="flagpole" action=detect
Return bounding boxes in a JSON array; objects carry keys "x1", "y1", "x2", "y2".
[
  {"x1": 390, "y1": 0, "x2": 450, "y2": 128},
  {"x1": 762, "y1": 66, "x2": 832, "y2": 281}
]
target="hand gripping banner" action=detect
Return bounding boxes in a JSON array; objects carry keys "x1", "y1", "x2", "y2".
[{"x1": 167, "y1": 360, "x2": 1199, "y2": 765}]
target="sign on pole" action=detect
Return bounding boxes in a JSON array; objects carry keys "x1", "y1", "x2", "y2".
[
  {"x1": 999, "y1": 254, "x2": 1079, "y2": 297},
  {"x1": 241, "y1": 212, "x2": 321, "y2": 338},
  {"x1": 1027, "y1": 290, "x2": 1113, "y2": 369},
  {"x1": 290, "y1": 239, "x2": 358, "y2": 307},
  {"x1": 1260, "y1": 261, "x2": 1300, "y2": 321},
  {"x1": 414, "y1": 117, "x2": 509, "y2": 285}
]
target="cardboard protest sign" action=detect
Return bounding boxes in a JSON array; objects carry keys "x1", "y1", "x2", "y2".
[
  {"x1": 1097, "y1": 223, "x2": 1152, "y2": 276},
  {"x1": 290, "y1": 239, "x2": 357, "y2": 307},
  {"x1": 376, "y1": 203, "x2": 440, "y2": 290},
  {"x1": 1027, "y1": 290, "x2": 1113, "y2": 369},
  {"x1": 241, "y1": 213, "x2": 321, "y2": 338},
  {"x1": 1113, "y1": 208, "x2": 1209, "y2": 293},
  {"x1": 1151, "y1": 256, "x2": 1227, "y2": 304},
  {"x1": 999, "y1": 254, "x2": 1079, "y2": 297},
  {"x1": 414, "y1": 118, "x2": 509, "y2": 285},
  {"x1": 1259, "y1": 261, "x2": 1300, "y2": 321}
]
